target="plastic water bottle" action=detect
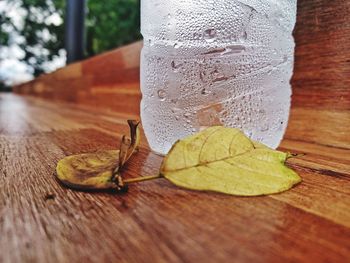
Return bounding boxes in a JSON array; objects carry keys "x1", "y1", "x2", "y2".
[{"x1": 140, "y1": 0, "x2": 297, "y2": 155}]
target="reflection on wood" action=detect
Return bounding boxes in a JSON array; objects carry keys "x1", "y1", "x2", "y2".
[{"x1": 13, "y1": 41, "x2": 142, "y2": 115}]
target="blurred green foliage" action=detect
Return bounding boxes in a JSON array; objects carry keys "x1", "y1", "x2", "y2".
[
  {"x1": 86, "y1": 0, "x2": 141, "y2": 57},
  {"x1": 0, "y1": 0, "x2": 65, "y2": 76},
  {"x1": 0, "y1": 0, "x2": 141, "y2": 78}
]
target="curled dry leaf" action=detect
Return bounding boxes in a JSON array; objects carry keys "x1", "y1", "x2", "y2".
[
  {"x1": 56, "y1": 150, "x2": 119, "y2": 190},
  {"x1": 160, "y1": 126, "x2": 301, "y2": 196},
  {"x1": 118, "y1": 120, "x2": 140, "y2": 170},
  {"x1": 56, "y1": 120, "x2": 140, "y2": 190}
]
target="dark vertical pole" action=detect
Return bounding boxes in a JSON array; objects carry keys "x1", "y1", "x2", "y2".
[{"x1": 65, "y1": 0, "x2": 86, "y2": 64}]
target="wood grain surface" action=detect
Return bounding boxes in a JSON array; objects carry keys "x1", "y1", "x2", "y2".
[
  {"x1": 4, "y1": 0, "x2": 350, "y2": 262},
  {"x1": 1, "y1": 93, "x2": 349, "y2": 263},
  {"x1": 12, "y1": 41, "x2": 142, "y2": 116}
]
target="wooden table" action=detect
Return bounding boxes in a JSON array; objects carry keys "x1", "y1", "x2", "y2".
[
  {"x1": 3, "y1": 0, "x2": 350, "y2": 261},
  {"x1": 0, "y1": 92, "x2": 349, "y2": 263}
]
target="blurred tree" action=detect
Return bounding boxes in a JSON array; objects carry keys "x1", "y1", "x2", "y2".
[
  {"x1": 0, "y1": 13, "x2": 11, "y2": 47},
  {"x1": 0, "y1": 0, "x2": 65, "y2": 78},
  {"x1": 86, "y1": 0, "x2": 141, "y2": 57},
  {"x1": 0, "y1": 10, "x2": 11, "y2": 91},
  {"x1": 20, "y1": 0, "x2": 65, "y2": 76},
  {"x1": 0, "y1": 0, "x2": 141, "y2": 83}
]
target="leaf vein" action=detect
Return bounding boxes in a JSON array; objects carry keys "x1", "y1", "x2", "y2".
[{"x1": 198, "y1": 127, "x2": 222, "y2": 162}]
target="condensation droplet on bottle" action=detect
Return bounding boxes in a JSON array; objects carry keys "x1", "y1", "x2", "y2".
[
  {"x1": 278, "y1": 120, "x2": 284, "y2": 129},
  {"x1": 171, "y1": 60, "x2": 183, "y2": 72},
  {"x1": 212, "y1": 69, "x2": 228, "y2": 83},
  {"x1": 171, "y1": 107, "x2": 179, "y2": 113},
  {"x1": 201, "y1": 88, "x2": 210, "y2": 95},
  {"x1": 203, "y1": 28, "x2": 217, "y2": 42},
  {"x1": 240, "y1": 31, "x2": 248, "y2": 42},
  {"x1": 283, "y1": 54, "x2": 288, "y2": 62},
  {"x1": 157, "y1": 89, "x2": 166, "y2": 101},
  {"x1": 199, "y1": 71, "x2": 207, "y2": 83},
  {"x1": 183, "y1": 112, "x2": 191, "y2": 118},
  {"x1": 214, "y1": 75, "x2": 228, "y2": 82},
  {"x1": 260, "y1": 123, "x2": 269, "y2": 132}
]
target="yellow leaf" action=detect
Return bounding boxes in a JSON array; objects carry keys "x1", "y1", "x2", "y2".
[
  {"x1": 160, "y1": 126, "x2": 301, "y2": 196},
  {"x1": 56, "y1": 150, "x2": 119, "y2": 190},
  {"x1": 56, "y1": 120, "x2": 140, "y2": 190}
]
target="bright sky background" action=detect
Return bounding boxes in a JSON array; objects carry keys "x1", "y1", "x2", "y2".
[{"x1": 0, "y1": 0, "x2": 66, "y2": 86}]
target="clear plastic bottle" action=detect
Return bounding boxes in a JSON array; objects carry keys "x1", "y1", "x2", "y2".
[{"x1": 140, "y1": 0, "x2": 297, "y2": 155}]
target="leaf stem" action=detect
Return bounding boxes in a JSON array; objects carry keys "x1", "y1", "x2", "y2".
[{"x1": 124, "y1": 174, "x2": 163, "y2": 184}]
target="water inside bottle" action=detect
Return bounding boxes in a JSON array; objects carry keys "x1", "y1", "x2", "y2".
[{"x1": 141, "y1": 0, "x2": 297, "y2": 154}]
